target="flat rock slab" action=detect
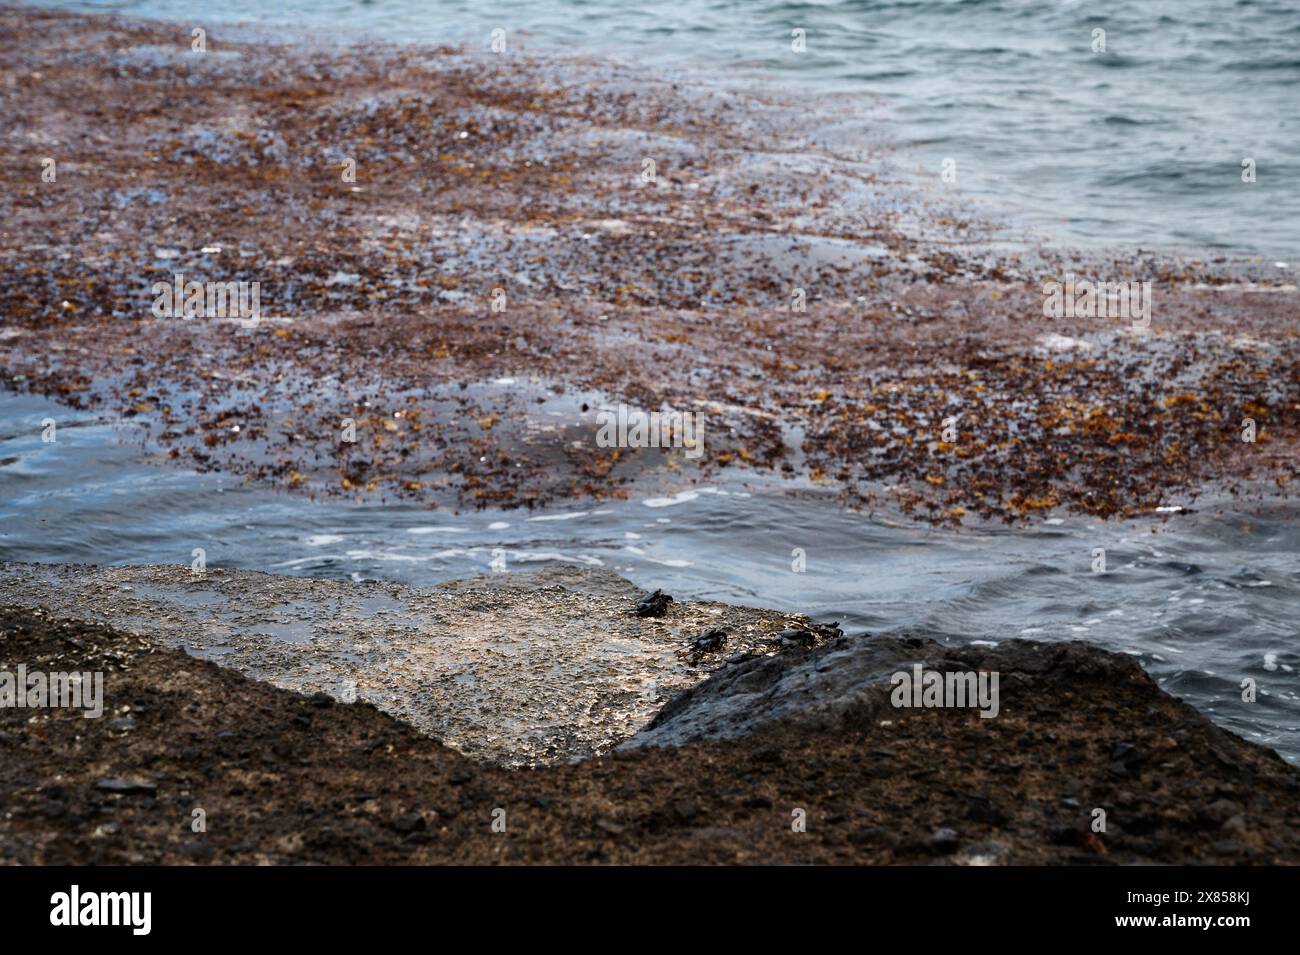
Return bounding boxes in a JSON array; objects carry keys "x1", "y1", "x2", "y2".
[{"x1": 0, "y1": 561, "x2": 817, "y2": 766}]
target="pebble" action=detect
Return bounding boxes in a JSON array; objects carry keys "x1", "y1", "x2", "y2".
[
  {"x1": 929, "y1": 828, "x2": 961, "y2": 853},
  {"x1": 95, "y1": 777, "x2": 157, "y2": 795}
]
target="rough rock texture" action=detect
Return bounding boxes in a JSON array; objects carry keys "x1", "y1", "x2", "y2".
[
  {"x1": 625, "y1": 633, "x2": 933, "y2": 748},
  {"x1": 0, "y1": 561, "x2": 830, "y2": 766},
  {"x1": 624, "y1": 633, "x2": 1131, "y2": 749},
  {"x1": 3, "y1": 605, "x2": 1299, "y2": 865}
]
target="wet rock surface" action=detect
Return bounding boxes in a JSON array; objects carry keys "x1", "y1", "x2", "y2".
[
  {"x1": 3, "y1": 603, "x2": 1299, "y2": 864},
  {"x1": 624, "y1": 633, "x2": 1191, "y2": 749},
  {"x1": 0, "y1": 561, "x2": 831, "y2": 766}
]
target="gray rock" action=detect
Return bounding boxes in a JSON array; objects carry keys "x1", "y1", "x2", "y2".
[
  {"x1": 622, "y1": 634, "x2": 921, "y2": 749},
  {"x1": 622, "y1": 634, "x2": 1155, "y2": 751}
]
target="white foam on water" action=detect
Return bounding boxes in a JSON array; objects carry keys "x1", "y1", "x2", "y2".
[
  {"x1": 271, "y1": 555, "x2": 340, "y2": 568},
  {"x1": 510, "y1": 551, "x2": 604, "y2": 566},
  {"x1": 643, "y1": 490, "x2": 699, "y2": 508}
]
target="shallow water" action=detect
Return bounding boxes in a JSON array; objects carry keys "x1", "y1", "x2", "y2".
[
  {"x1": 2, "y1": 390, "x2": 1297, "y2": 760},
  {"x1": 25, "y1": 0, "x2": 1300, "y2": 258}
]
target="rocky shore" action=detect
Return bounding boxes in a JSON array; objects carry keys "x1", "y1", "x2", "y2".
[
  {"x1": 3, "y1": 587, "x2": 1299, "y2": 865},
  {"x1": 2, "y1": 6, "x2": 1298, "y2": 526},
  {"x1": 2, "y1": 6, "x2": 1299, "y2": 868}
]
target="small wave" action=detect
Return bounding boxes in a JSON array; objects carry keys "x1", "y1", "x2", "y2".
[{"x1": 643, "y1": 490, "x2": 700, "y2": 508}]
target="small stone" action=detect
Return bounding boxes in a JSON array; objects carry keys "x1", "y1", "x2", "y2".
[
  {"x1": 635, "y1": 589, "x2": 673, "y2": 618},
  {"x1": 848, "y1": 827, "x2": 877, "y2": 846},
  {"x1": 671, "y1": 801, "x2": 700, "y2": 823},
  {"x1": 929, "y1": 827, "x2": 961, "y2": 853},
  {"x1": 393, "y1": 811, "x2": 426, "y2": 833},
  {"x1": 776, "y1": 627, "x2": 815, "y2": 647},
  {"x1": 1205, "y1": 798, "x2": 1241, "y2": 823},
  {"x1": 1110, "y1": 741, "x2": 1147, "y2": 772},
  {"x1": 688, "y1": 628, "x2": 727, "y2": 655},
  {"x1": 95, "y1": 777, "x2": 157, "y2": 795},
  {"x1": 177, "y1": 842, "x2": 214, "y2": 861},
  {"x1": 954, "y1": 840, "x2": 1009, "y2": 865}
]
